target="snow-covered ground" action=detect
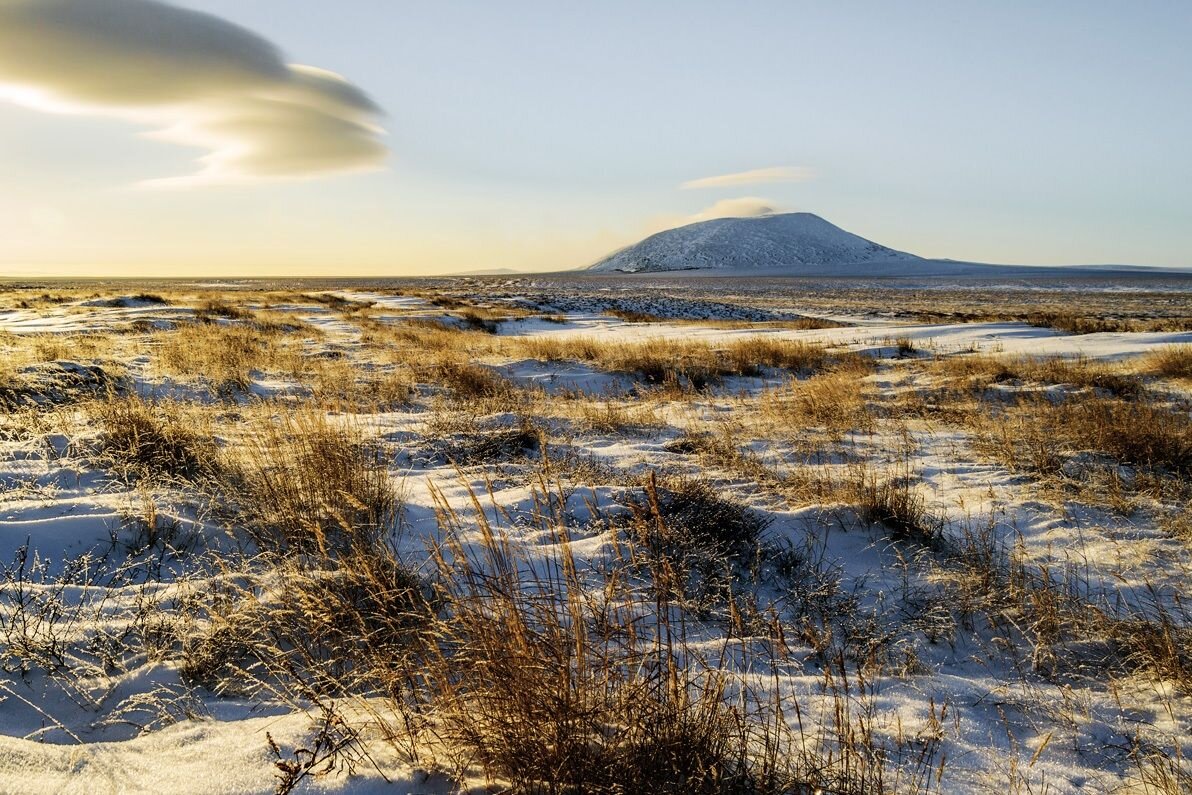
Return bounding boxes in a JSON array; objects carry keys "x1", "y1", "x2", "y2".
[
  {"x1": 498, "y1": 312, "x2": 1192, "y2": 360},
  {"x1": 0, "y1": 284, "x2": 1189, "y2": 793}
]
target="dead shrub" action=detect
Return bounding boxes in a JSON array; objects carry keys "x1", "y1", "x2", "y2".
[
  {"x1": 622, "y1": 474, "x2": 769, "y2": 609},
  {"x1": 93, "y1": 396, "x2": 220, "y2": 484},
  {"x1": 431, "y1": 418, "x2": 541, "y2": 466},
  {"x1": 433, "y1": 356, "x2": 517, "y2": 401},
  {"x1": 196, "y1": 299, "x2": 253, "y2": 322},
  {"x1": 846, "y1": 465, "x2": 941, "y2": 544}
]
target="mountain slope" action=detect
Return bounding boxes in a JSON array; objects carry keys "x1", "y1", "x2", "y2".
[{"x1": 588, "y1": 213, "x2": 920, "y2": 273}]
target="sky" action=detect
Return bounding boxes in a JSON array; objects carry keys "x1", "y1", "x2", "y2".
[{"x1": 0, "y1": 0, "x2": 1189, "y2": 277}]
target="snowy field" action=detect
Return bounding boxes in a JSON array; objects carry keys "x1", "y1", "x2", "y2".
[{"x1": 0, "y1": 278, "x2": 1189, "y2": 793}]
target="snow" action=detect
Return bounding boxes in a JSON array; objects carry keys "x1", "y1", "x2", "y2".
[
  {"x1": 495, "y1": 358, "x2": 637, "y2": 395},
  {"x1": 505, "y1": 313, "x2": 1192, "y2": 360},
  {"x1": 1, "y1": 284, "x2": 1189, "y2": 793},
  {"x1": 0, "y1": 711, "x2": 443, "y2": 795},
  {"x1": 0, "y1": 304, "x2": 191, "y2": 335}
]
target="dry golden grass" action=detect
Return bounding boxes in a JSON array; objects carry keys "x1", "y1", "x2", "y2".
[
  {"x1": 4, "y1": 284, "x2": 1191, "y2": 791},
  {"x1": 666, "y1": 423, "x2": 777, "y2": 486},
  {"x1": 304, "y1": 359, "x2": 415, "y2": 411},
  {"x1": 0, "y1": 335, "x2": 126, "y2": 411},
  {"x1": 415, "y1": 481, "x2": 935, "y2": 794},
  {"x1": 968, "y1": 394, "x2": 1191, "y2": 486},
  {"x1": 758, "y1": 371, "x2": 877, "y2": 439},
  {"x1": 723, "y1": 337, "x2": 834, "y2": 374},
  {"x1": 845, "y1": 463, "x2": 942, "y2": 544},
  {"x1": 1127, "y1": 751, "x2": 1192, "y2": 794},
  {"x1": 1024, "y1": 311, "x2": 1192, "y2": 334},
  {"x1": 168, "y1": 469, "x2": 943, "y2": 793},
  {"x1": 601, "y1": 309, "x2": 857, "y2": 331},
  {"x1": 0, "y1": 333, "x2": 118, "y2": 377},
  {"x1": 929, "y1": 353, "x2": 1144, "y2": 398},
  {"x1": 221, "y1": 410, "x2": 400, "y2": 556},
  {"x1": 362, "y1": 318, "x2": 506, "y2": 360},
  {"x1": 925, "y1": 517, "x2": 1192, "y2": 698},
  {"x1": 431, "y1": 354, "x2": 519, "y2": 402},
  {"x1": 1144, "y1": 344, "x2": 1192, "y2": 380},
  {"x1": 359, "y1": 316, "x2": 866, "y2": 398},
  {"x1": 546, "y1": 394, "x2": 664, "y2": 434},
  {"x1": 153, "y1": 323, "x2": 305, "y2": 395},
  {"x1": 90, "y1": 395, "x2": 221, "y2": 484},
  {"x1": 0, "y1": 290, "x2": 77, "y2": 310},
  {"x1": 515, "y1": 335, "x2": 861, "y2": 391},
  {"x1": 689, "y1": 316, "x2": 849, "y2": 330}
]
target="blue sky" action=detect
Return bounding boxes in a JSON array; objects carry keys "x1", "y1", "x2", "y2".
[{"x1": 1, "y1": 0, "x2": 1189, "y2": 275}]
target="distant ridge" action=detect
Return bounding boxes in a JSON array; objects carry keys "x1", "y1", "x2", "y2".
[
  {"x1": 587, "y1": 212, "x2": 921, "y2": 274},
  {"x1": 446, "y1": 267, "x2": 522, "y2": 276}
]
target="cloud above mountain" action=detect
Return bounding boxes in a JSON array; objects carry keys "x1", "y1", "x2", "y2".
[
  {"x1": 680, "y1": 166, "x2": 813, "y2": 190},
  {"x1": 0, "y1": 0, "x2": 387, "y2": 186},
  {"x1": 645, "y1": 196, "x2": 783, "y2": 236},
  {"x1": 685, "y1": 196, "x2": 781, "y2": 223}
]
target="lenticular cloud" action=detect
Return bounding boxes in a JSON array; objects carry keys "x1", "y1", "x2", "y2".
[{"x1": 0, "y1": 0, "x2": 387, "y2": 186}]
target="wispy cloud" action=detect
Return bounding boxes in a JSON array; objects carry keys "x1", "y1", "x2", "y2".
[
  {"x1": 680, "y1": 166, "x2": 813, "y2": 190},
  {"x1": 0, "y1": 0, "x2": 387, "y2": 187}
]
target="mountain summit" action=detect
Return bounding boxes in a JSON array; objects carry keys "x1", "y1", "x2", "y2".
[{"x1": 587, "y1": 212, "x2": 920, "y2": 273}]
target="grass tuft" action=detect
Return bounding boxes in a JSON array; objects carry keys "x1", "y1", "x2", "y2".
[{"x1": 1145, "y1": 344, "x2": 1192, "y2": 380}]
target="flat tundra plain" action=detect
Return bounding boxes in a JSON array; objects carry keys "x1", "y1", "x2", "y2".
[{"x1": 0, "y1": 276, "x2": 1189, "y2": 794}]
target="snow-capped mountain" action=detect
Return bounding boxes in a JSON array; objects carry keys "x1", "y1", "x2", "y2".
[{"x1": 587, "y1": 212, "x2": 921, "y2": 273}]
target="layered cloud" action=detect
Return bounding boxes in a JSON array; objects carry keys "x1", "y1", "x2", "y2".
[
  {"x1": 680, "y1": 166, "x2": 813, "y2": 190},
  {"x1": 647, "y1": 196, "x2": 783, "y2": 234},
  {"x1": 685, "y1": 196, "x2": 781, "y2": 223},
  {"x1": 0, "y1": 0, "x2": 386, "y2": 186}
]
